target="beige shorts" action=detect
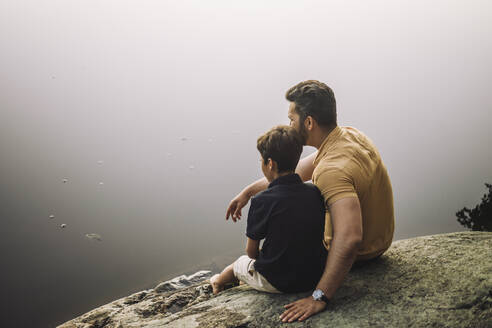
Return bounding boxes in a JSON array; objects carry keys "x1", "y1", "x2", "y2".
[{"x1": 232, "y1": 255, "x2": 281, "y2": 293}]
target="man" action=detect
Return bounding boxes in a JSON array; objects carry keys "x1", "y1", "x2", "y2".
[{"x1": 225, "y1": 80, "x2": 395, "y2": 322}]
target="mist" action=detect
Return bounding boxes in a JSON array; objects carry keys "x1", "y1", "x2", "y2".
[{"x1": 1, "y1": 0, "x2": 491, "y2": 326}]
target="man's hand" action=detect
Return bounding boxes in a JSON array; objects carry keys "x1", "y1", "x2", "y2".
[
  {"x1": 279, "y1": 296, "x2": 327, "y2": 322},
  {"x1": 226, "y1": 191, "x2": 250, "y2": 222}
]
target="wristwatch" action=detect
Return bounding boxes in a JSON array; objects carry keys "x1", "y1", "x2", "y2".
[{"x1": 312, "y1": 289, "x2": 330, "y2": 304}]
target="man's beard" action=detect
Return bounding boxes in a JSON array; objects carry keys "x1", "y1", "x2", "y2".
[{"x1": 298, "y1": 124, "x2": 308, "y2": 145}]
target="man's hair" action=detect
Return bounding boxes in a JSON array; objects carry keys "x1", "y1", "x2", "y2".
[
  {"x1": 285, "y1": 80, "x2": 337, "y2": 128},
  {"x1": 257, "y1": 125, "x2": 303, "y2": 173}
]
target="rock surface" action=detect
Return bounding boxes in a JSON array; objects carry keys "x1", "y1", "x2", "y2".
[
  {"x1": 154, "y1": 271, "x2": 213, "y2": 294},
  {"x1": 58, "y1": 232, "x2": 492, "y2": 328}
]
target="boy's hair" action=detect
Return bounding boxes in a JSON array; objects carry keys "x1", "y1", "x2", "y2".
[
  {"x1": 285, "y1": 80, "x2": 337, "y2": 128},
  {"x1": 257, "y1": 125, "x2": 303, "y2": 173}
]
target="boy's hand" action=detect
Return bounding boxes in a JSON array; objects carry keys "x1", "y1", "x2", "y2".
[
  {"x1": 226, "y1": 192, "x2": 250, "y2": 222},
  {"x1": 280, "y1": 296, "x2": 326, "y2": 322}
]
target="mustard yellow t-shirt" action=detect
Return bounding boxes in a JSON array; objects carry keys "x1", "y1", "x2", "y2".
[{"x1": 312, "y1": 126, "x2": 395, "y2": 260}]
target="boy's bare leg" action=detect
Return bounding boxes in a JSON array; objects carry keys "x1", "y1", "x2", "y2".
[{"x1": 210, "y1": 263, "x2": 238, "y2": 295}]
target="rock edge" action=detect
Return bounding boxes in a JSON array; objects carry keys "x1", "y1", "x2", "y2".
[{"x1": 58, "y1": 231, "x2": 492, "y2": 328}]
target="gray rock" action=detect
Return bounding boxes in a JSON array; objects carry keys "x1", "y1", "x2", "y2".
[
  {"x1": 154, "y1": 271, "x2": 213, "y2": 293},
  {"x1": 58, "y1": 232, "x2": 492, "y2": 328}
]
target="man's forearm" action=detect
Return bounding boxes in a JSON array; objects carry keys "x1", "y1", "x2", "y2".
[
  {"x1": 242, "y1": 177, "x2": 269, "y2": 197},
  {"x1": 316, "y1": 237, "x2": 359, "y2": 299}
]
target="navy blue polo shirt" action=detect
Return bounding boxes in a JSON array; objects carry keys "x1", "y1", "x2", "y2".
[{"x1": 246, "y1": 173, "x2": 327, "y2": 293}]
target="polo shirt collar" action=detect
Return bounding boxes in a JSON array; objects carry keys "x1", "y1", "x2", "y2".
[
  {"x1": 314, "y1": 126, "x2": 342, "y2": 166},
  {"x1": 268, "y1": 173, "x2": 302, "y2": 188}
]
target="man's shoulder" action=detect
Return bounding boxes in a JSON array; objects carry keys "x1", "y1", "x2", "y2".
[
  {"x1": 316, "y1": 127, "x2": 381, "y2": 172},
  {"x1": 313, "y1": 159, "x2": 350, "y2": 181},
  {"x1": 340, "y1": 126, "x2": 381, "y2": 156},
  {"x1": 340, "y1": 125, "x2": 368, "y2": 139}
]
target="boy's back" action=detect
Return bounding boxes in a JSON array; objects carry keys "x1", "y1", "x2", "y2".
[{"x1": 247, "y1": 173, "x2": 327, "y2": 293}]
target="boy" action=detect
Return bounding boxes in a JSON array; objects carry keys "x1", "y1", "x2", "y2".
[{"x1": 210, "y1": 125, "x2": 327, "y2": 294}]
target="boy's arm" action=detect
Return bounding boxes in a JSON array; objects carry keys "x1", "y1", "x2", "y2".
[
  {"x1": 226, "y1": 151, "x2": 317, "y2": 222},
  {"x1": 245, "y1": 238, "x2": 260, "y2": 259}
]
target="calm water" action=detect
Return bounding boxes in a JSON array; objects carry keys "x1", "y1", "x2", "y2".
[{"x1": 1, "y1": 1, "x2": 491, "y2": 327}]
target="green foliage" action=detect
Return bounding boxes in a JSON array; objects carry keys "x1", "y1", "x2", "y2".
[{"x1": 456, "y1": 183, "x2": 492, "y2": 232}]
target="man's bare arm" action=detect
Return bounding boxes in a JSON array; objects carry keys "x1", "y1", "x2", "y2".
[
  {"x1": 295, "y1": 151, "x2": 317, "y2": 182},
  {"x1": 280, "y1": 197, "x2": 363, "y2": 322},
  {"x1": 225, "y1": 151, "x2": 317, "y2": 221}
]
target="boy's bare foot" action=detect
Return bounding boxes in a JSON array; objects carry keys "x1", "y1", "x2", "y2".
[{"x1": 210, "y1": 274, "x2": 224, "y2": 295}]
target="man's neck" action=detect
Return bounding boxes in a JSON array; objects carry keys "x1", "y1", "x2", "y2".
[{"x1": 311, "y1": 125, "x2": 337, "y2": 149}]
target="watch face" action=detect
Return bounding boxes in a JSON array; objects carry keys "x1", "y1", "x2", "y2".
[{"x1": 312, "y1": 289, "x2": 323, "y2": 300}]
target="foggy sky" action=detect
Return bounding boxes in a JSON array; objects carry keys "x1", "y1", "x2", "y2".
[{"x1": 1, "y1": 1, "x2": 491, "y2": 326}]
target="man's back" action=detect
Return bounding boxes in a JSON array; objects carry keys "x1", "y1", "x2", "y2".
[
  {"x1": 247, "y1": 173, "x2": 327, "y2": 292},
  {"x1": 312, "y1": 126, "x2": 395, "y2": 259}
]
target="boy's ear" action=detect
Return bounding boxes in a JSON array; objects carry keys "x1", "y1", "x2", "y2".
[{"x1": 267, "y1": 158, "x2": 273, "y2": 170}]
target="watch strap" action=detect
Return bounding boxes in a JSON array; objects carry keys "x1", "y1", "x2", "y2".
[{"x1": 312, "y1": 289, "x2": 330, "y2": 304}]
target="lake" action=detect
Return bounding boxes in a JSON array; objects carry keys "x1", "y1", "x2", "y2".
[{"x1": 1, "y1": 1, "x2": 491, "y2": 327}]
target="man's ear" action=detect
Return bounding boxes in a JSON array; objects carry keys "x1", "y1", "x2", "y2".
[
  {"x1": 267, "y1": 158, "x2": 273, "y2": 170},
  {"x1": 305, "y1": 116, "x2": 314, "y2": 131}
]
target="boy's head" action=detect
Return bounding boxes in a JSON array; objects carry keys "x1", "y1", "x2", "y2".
[{"x1": 256, "y1": 125, "x2": 303, "y2": 181}]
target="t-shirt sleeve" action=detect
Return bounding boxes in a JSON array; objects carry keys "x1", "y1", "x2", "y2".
[
  {"x1": 316, "y1": 167, "x2": 358, "y2": 207},
  {"x1": 246, "y1": 197, "x2": 268, "y2": 240}
]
